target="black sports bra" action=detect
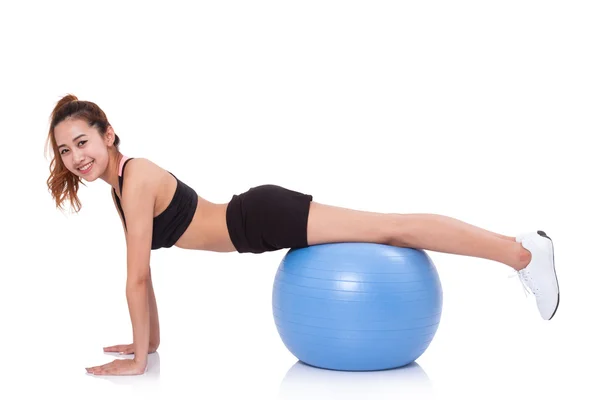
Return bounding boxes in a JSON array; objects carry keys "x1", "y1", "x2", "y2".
[{"x1": 112, "y1": 156, "x2": 199, "y2": 250}]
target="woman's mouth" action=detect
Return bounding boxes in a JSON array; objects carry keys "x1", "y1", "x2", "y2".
[{"x1": 78, "y1": 160, "x2": 94, "y2": 174}]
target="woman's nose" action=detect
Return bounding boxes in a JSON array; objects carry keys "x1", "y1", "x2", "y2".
[{"x1": 72, "y1": 149, "x2": 85, "y2": 163}]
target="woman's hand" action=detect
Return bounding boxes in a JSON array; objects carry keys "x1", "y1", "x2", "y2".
[
  {"x1": 85, "y1": 342, "x2": 158, "y2": 376},
  {"x1": 86, "y1": 358, "x2": 146, "y2": 376},
  {"x1": 103, "y1": 342, "x2": 159, "y2": 355}
]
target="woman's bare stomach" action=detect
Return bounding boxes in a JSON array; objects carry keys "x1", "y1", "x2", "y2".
[{"x1": 173, "y1": 197, "x2": 236, "y2": 252}]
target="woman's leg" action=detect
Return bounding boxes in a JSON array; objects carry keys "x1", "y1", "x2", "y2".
[
  {"x1": 306, "y1": 202, "x2": 531, "y2": 271},
  {"x1": 306, "y1": 201, "x2": 560, "y2": 320}
]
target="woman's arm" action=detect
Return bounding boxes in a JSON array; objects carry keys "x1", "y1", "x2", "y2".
[
  {"x1": 120, "y1": 162, "x2": 157, "y2": 369},
  {"x1": 126, "y1": 277, "x2": 150, "y2": 367},
  {"x1": 112, "y1": 189, "x2": 160, "y2": 348},
  {"x1": 148, "y1": 268, "x2": 160, "y2": 348}
]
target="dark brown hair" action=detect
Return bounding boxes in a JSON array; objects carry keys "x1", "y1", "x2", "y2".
[{"x1": 45, "y1": 94, "x2": 121, "y2": 213}]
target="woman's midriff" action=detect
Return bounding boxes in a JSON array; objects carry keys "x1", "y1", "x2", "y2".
[{"x1": 174, "y1": 196, "x2": 236, "y2": 252}]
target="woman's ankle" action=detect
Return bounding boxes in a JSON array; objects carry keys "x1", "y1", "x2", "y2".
[{"x1": 513, "y1": 244, "x2": 532, "y2": 271}]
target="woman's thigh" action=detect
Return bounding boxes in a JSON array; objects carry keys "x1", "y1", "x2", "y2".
[{"x1": 306, "y1": 201, "x2": 398, "y2": 246}]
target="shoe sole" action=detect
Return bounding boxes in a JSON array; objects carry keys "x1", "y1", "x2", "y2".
[{"x1": 537, "y1": 230, "x2": 560, "y2": 320}]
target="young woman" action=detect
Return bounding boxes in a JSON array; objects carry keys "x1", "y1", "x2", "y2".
[{"x1": 46, "y1": 95, "x2": 560, "y2": 376}]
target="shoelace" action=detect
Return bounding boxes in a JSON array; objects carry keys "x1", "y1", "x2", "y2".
[{"x1": 509, "y1": 270, "x2": 534, "y2": 297}]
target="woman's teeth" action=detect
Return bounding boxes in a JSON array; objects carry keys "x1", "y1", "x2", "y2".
[{"x1": 79, "y1": 161, "x2": 93, "y2": 171}]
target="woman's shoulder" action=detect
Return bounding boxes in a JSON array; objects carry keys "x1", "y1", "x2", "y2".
[
  {"x1": 125, "y1": 157, "x2": 159, "y2": 174},
  {"x1": 122, "y1": 157, "x2": 168, "y2": 191}
]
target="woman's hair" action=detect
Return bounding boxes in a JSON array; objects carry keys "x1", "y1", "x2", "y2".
[{"x1": 45, "y1": 94, "x2": 120, "y2": 213}]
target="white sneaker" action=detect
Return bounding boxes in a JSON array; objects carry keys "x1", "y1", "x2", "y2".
[{"x1": 516, "y1": 231, "x2": 560, "y2": 320}]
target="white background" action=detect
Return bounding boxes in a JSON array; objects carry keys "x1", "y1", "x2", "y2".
[{"x1": 1, "y1": 1, "x2": 598, "y2": 399}]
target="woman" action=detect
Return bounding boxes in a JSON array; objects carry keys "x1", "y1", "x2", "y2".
[{"x1": 45, "y1": 94, "x2": 560, "y2": 376}]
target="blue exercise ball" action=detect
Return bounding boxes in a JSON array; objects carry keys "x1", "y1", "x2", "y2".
[{"x1": 272, "y1": 242, "x2": 443, "y2": 371}]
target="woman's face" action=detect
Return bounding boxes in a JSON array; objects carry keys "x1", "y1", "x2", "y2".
[{"x1": 54, "y1": 118, "x2": 115, "y2": 182}]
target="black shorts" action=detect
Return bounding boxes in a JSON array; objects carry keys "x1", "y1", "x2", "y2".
[{"x1": 225, "y1": 184, "x2": 313, "y2": 254}]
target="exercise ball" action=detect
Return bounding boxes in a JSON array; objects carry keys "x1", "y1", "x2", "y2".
[{"x1": 272, "y1": 242, "x2": 443, "y2": 371}]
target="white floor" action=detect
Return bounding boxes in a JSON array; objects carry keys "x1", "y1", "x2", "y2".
[{"x1": 3, "y1": 247, "x2": 598, "y2": 400}]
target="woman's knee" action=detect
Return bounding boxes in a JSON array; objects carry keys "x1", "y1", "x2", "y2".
[{"x1": 383, "y1": 213, "x2": 412, "y2": 247}]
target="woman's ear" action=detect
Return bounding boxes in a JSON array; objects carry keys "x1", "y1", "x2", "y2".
[{"x1": 105, "y1": 126, "x2": 116, "y2": 146}]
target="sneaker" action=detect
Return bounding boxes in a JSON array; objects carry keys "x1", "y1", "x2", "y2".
[{"x1": 516, "y1": 231, "x2": 560, "y2": 320}]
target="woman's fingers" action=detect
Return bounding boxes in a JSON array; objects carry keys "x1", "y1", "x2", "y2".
[
  {"x1": 87, "y1": 360, "x2": 114, "y2": 374},
  {"x1": 103, "y1": 345, "x2": 123, "y2": 352},
  {"x1": 103, "y1": 344, "x2": 133, "y2": 353}
]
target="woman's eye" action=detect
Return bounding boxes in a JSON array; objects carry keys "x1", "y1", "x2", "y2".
[{"x1": 59, "y1": 140, "x2": 86, "y2": 155}]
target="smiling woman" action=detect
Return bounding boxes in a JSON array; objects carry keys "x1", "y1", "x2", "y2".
[
  {"x1": 44, "y1": 94, "x2": 560, "y2": 377},
  {"x1": 45, "y1": 95, "x2": 121, "y2": 212}
]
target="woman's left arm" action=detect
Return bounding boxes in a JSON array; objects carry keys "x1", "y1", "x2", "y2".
[
  {"x1": 86, "y1": 160, "x2": 156, "y2": 376},
  {"x1": 122, "y1": 173, "x2": 155, "y2": 370}
]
